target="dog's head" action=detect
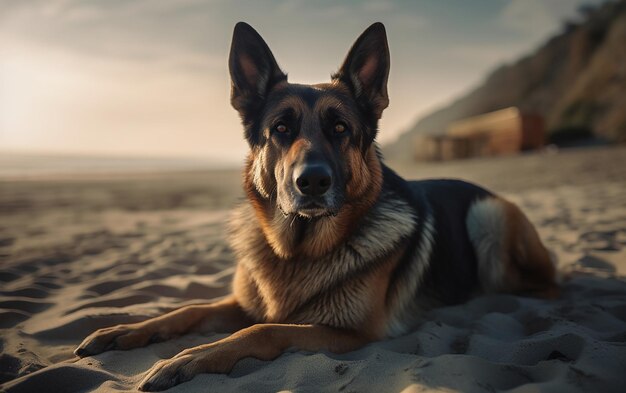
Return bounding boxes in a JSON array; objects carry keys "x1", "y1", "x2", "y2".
[{"x1": 229, "y1": 22, "x2": 389, "y2": 219}]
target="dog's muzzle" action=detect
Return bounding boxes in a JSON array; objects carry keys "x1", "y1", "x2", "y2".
[
  {"x1": 290, "y1": 162, "x2": 336, "y2": 218},
  {"x1": 293, "y1": 163, "x2": 332, "y2": 197}
]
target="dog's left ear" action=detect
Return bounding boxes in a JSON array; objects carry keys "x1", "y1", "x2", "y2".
[{"x1": 334, "y1": 22, "x2": 390, "y2": 121}]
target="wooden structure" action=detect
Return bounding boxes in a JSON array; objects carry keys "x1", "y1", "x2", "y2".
[{"x1": 414, "y1": 107, "x2": 545, "y2": 161}]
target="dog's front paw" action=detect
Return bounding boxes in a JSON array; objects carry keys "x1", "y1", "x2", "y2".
[
  {"x1": 75, "y1": 323, "x2": 159, "y2": 357},
  {"x1": 138, "y1": 344, "x2": 239, "y2": 391},
  {"x1": 139, "y1": 355, "x2": 196, "y2": 392}
]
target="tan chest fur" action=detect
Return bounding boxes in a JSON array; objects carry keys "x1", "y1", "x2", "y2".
[{"x1": 228, "y1": 191, "x2": 417, "y2": 333}]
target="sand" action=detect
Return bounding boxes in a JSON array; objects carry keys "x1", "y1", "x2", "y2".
[{"x1": 1, "y1": 146, "x2": 625, "y2": 392}]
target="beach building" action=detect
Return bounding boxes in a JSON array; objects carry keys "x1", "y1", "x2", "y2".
[{"x1": 414, "y1": 107, "x2": 545, "y2": 161}]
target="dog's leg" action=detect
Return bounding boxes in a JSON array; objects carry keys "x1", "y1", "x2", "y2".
[
  {"x1": 138, "y1": 323, "x2": 371, "y2": 391},
  {"x1": 75, "y1": 296, "x2": 253, "y2": 357}
]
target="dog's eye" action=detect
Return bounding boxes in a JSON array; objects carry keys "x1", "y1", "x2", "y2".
[
  {"x1": 334, "y1": 122, "x2": 347, "y2": 134},
  {"x1": 274, "y1": 123, "x2": 288, "y2": 133}
]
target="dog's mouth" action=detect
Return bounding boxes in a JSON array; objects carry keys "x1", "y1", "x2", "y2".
[
  {"x1": 297, "y1": 206, "x2": 336, "y2": 219},
  {"x1": 280, "y1": 201, "x2": 338, "y2": 219},
  {"x1": 276, "y1": 184, "x2": 343, "y2": 220}
]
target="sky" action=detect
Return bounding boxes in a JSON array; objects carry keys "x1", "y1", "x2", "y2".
[{"x1": 0, "y1": 0, "x2": 609, "y2": 164}]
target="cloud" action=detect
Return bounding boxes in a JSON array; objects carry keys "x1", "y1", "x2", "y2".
[
  {"x1": 498, "y1": 0, "x2": 557, "y2": 38},
  {"x1": 497, "y1": 0, "x2": 605, "y2": 41},
  {"x1": 1, "y1": 0, "x2": 229, "y2": 68}
]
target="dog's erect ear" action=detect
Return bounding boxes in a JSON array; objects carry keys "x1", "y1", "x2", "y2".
[
  {"x1": 334, "y1": 22, "x2": 390, "y2": 120},
  {"x1": 229, "y1": 22, "x2": 287, "y2": 124}
]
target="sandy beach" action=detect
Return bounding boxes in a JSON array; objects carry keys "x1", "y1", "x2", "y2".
[{"x1": 1, "y1": 146, "x2": 625, "y2": 392}]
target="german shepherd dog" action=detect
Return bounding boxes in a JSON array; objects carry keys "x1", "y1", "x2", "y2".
[{"x1": 75, "y1": 22, "x2": 558, "y2": 391}]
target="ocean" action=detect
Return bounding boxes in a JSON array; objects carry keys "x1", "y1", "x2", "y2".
[{"x1": 0, "y1": 152, "x2": 236, "y2": 179}]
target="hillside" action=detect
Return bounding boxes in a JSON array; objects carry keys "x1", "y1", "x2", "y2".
[{"x1": 385, "y1": 1, "x2": 626, "y2": 161}]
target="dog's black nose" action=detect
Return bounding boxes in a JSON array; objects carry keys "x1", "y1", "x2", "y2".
[{"x1": 294, "y1": 164, "x2": 332, "y2": 196}]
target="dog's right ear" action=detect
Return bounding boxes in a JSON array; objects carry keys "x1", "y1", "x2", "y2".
[{"x1": 229, "y1": 22, "x2": 287, "y2": 126}]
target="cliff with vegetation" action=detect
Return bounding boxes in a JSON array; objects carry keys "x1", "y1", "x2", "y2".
[{"x1": 386, "y1": 0, "x2": 626, "y2": 160}]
